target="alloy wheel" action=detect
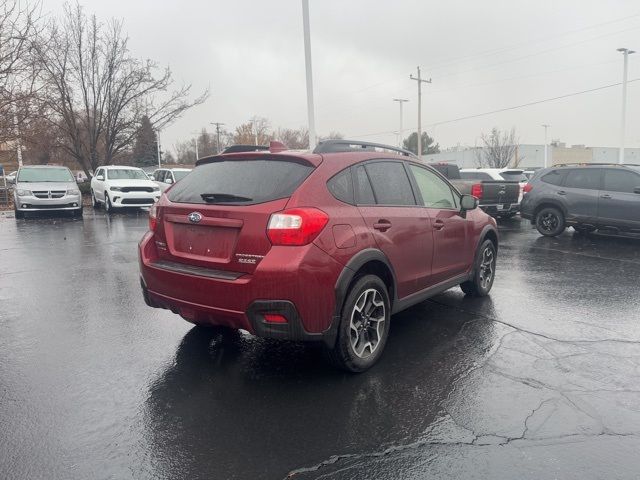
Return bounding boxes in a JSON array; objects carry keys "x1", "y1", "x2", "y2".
[
  {"x1": 479, "y1": 247, "x2": 495, "y2": 290},
  {"x1": 540, "y1": 212, "x2": 558, "y2": 232},
  {"x1": 349, "y1": 288, "x2": 386, "y2": 359}
]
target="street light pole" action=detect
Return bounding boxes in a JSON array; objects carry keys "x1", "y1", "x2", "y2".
[
  {"x1": 617, "y1": 47, "x2": 635, "y2": 164},
  {"x1": 393, "y1": 98, "x2": 409, "y2": 148},
  {"x1": 409, "y1": 66, "x2": 431, "y2": 157},
  {"x1": 542, "y1": 124, "x2": 550, "y2": 168},
  {"x1": 194, "y1": 136, "x2": 199, "y2": 161},
  {"x1": 301, "y1": 0, "x2": 317, "y2": 150}
]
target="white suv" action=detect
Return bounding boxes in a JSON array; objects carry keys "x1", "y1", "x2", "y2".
[
  {"x1": 152, "y1": 168, "x2": 192, "y2": 192},
  {"x1": 90, "y1": 166, "x2": 160, "y2": 212}
]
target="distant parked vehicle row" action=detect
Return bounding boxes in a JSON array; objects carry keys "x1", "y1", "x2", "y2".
[
  {"x1": 521, "y1": 163, "x2": 640, "y2": 236},
  {"x1": 152, "y1": 168, "x2": 192, "y2": 192},
  {"x1": 13, "y1": 165, "x2": 83, "y2": 218},
  {"x1": 429, "y1": 164, "x2": 521, "y2": 218}
]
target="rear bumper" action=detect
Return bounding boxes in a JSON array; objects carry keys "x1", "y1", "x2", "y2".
[
  {"x1": 138, "y1": 231, "x2": 342, "y2": 345},
  {"x1": 480, "y1": 203, "x2": 520, "y2": 216}
]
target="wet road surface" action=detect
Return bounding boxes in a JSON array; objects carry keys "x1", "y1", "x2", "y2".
[{"x1": 1, "y1": 209, "x2": 640, "y2": 479}]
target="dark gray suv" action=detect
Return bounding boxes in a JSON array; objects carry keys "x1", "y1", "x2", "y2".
[{"x1": 521, "y1": 164, "x2": 640, "y2": 236}]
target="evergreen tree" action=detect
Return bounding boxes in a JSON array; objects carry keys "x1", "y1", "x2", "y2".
[
  {"x1": 402, "y1": 132, "x2": 440, "y2": 155},
  {"x1": 132, "y1": 116, "x2": 158, "y2": 167}
]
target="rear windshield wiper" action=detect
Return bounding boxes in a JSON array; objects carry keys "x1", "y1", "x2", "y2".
[{"x1": 200, "y1": 193, "x2": 253, "y2": 203}]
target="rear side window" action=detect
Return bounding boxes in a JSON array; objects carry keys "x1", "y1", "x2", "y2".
[
  {"x1": 603, "y1": 169, "x2": 640, "y2": 193},
  {"x1": 564, "y1": 169, "x2": 601, "y2": 190},
  {"x1": 541, "y1": 170, "x2": 565, "y2": 186},
  {"x1": 327, "y1": 169, "x2": 354, "y2": 204},
  {"x1": 460, "y1": 172, "x2": 493, "y2": 181},
  {"x1": 168, "y1": 159, "x2": 314, "y2": 205},
  {"x1": 364, "y1": 162, "x2": 416, "y2": 206},
  {"x1": 354, "y1": 166, "x2": 375, "y2": 204}
]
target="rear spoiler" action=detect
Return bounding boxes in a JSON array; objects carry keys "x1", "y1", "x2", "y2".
[{"x1": 196, "y1": 141, "x2": 320, "y2": 167}]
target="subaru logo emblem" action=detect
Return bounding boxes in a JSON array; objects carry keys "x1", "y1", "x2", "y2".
[{"x1": 188, "y1": 212, "x2": 202, "y2": 223}]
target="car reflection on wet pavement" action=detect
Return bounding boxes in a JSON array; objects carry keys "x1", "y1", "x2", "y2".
[{"x1": 1, "y1": 210, "x2": 640, "y2": 479}]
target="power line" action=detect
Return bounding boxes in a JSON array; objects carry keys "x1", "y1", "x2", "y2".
[{"x1": 350, "y1": 78, "x2": 640, "y2": 138}]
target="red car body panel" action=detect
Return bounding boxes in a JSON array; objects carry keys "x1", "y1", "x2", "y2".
[{"x1": 138, "y1": 148, "x2": 498, "y2": 345}]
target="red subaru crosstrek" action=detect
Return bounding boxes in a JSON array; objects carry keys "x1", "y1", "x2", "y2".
[{"x1": 139, "y1": 140, "x2": 498, "y2": 371}]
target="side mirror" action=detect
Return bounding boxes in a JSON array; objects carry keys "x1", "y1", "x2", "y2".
[
  {"x1": 96, "y1": 175, "x2": 104, "y2": 181},
  {"x1": 165, "y1": 178, "x2": 174, "y2": 184},
  {"x1": 461, "y1": 194, "x2": 478, "y2": 211},
  {"x1": 634, "y1": 187, "x2": 640, "y2": 194}
]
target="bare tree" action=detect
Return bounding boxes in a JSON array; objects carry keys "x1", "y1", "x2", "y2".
[
  {"x1": 273, "y1": 127, "x2": 308, "y2": 149},
  {"x1": 233, "y1": 116, "x2": 272, "y2": 145},
  {"x1": 474, "y1": 127, "x2": 519, "y2": 168},
  {"x1": 0, "y1": 0, "x2": 42, "y2": 144},
  {"x1": 35, "y1": 3, "x2": 208, "y2": 177},
  {"x1": 318, "y1": 131, "x2": 344, "y2": 142}
]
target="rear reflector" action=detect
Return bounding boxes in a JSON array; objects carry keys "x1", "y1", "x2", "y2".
[
  {"x1": 263, "y1": 313, "x2": 287, "y2": 324},
  {"x1": 471, "y1": 183, "x2": 483, "y2": 199},
  {"x1": 267, "y1": 207, "x2": 329, "y2": 246}
]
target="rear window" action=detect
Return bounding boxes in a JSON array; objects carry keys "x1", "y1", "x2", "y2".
[
  {"x1": 168, "y1": 159, "x2": 314, "y2": 205},
  {"x1": 172, "y1": 170, "x2": 191, "y2": 181},
  {"x1": 499, "y1": 171, "x2": 527, "y2": 182},
  {"x1": 18, "y1": 167, "x2": 74, "y2": 183}
]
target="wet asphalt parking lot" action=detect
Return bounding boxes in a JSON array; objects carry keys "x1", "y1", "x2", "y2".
[{"x1": 1, "y1": 207, "x2": 640, "y2": 480}]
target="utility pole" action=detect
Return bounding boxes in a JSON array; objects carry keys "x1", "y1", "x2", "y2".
[
  {"x1": 14, "y1": 111, "x2": 23, "y2": 168},
  {"x1": 409, "y1": 66, "x2": 431, "y2": 157},
  {"x1": 542, "y1": 124, "x2": 550, "y2": 168},
  {"x1": 617, "y1": 48, "x2": 635, "y2": 164},
  {"x1": 211, "y1": 122, "x2": 225, "y2": 153},
  {"x1": 194, "y1": 137, "x2": 199, "y2": 161},
  {"x1": 393, "y1": 98, "x2": 409, "y2": 148},
  {"x1": 156, "y1": 130, "x2": 161, "y2": 169},
  {"x1": 301, "y1": 0, "x2": 317, "y2": 150}
]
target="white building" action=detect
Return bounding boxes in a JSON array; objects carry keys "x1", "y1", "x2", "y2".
[{"x1": 422, "y1": 144, "x2": 640, "y2": 169}]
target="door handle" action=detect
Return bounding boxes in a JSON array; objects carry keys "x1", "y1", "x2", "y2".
[
  {"x1": 557, "y1": 190, "x2": 567, "y2": 196},
  {"x1": 433, "y1": 219, "x2": 445, "y2": 230},
  {"x1": 600, "y1": 194, "x2": 612, "y2": 199},
  {"x1": 373, "y1": 220, "x2": 391, "y2": 232}
]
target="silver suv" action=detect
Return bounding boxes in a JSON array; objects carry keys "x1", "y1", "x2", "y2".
[{"x1": 13, "y1": 165, "x2": 83, "y2": 218}]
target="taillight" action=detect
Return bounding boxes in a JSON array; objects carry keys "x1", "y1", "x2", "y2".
[
  {"x1": 471, "y1": 183, "x2": 483, "y2": 199},
  {"x1": 523, "y1": 183, "x2": 533, "y2": 194},
  {"x1": 149, "y1": 203, "x2": 158, "y2": 231},
  {"x1": 267, "y1": 208, "x2": 329, "y2": 246},
  {"x1": 263, "y1": 313, "x2": 287, "y2": 324}
]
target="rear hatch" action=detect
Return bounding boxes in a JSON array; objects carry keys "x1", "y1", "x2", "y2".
[
  {"x1": 154, "y1": 154, "x2": 316, "y2": 275},
  {"x1": 480, "y1": 181, "x2": 521, "y2": 206}
]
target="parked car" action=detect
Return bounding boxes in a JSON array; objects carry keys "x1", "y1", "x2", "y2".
[
  {"x1": 429, "y1": 163, "x2": 521, "y2": 218},
  {"x1": 90, "y1": 166, "x2": 160, "y2": 212},
  {"x1": 13, "y1": 165, "x2": 83, "y2": 218},
  {"x1": 139, "y1": 140, "x2": 499, "y2": 372},
  {"x1": 152, "y1": 168, "x2": 192, "y2": 192},
  {"x1": 521, "y1": 163, "x2": 640, "y2": 236},
  {"x1": 74, "y1": 171, "x2": 89, "y2": 183},
  {"x1": 5, "y1": 170, "x2": 17, "y2": 184}
]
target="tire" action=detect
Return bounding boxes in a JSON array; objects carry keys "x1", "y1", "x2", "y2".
[
  {"x1": 14, "y1": 208, "x2": 24, "y2": 219},
  {"x1": 326, "y1": 275, "x2": 391, "y2": 373},
  {"x1": 460, "y1": 239, "x2": 497, "y2": 297},
  {"x1": 91, "y1": 190, "x2": 100, "y2": 209},
  {"x1": 104, "y1": 192, "x2": 113, "y2": 213},
  {"x1": 535, "y1": 207, "x2": 565, "y2": 237}
]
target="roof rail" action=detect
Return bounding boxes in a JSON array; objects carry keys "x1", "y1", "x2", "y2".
[
  {"x1": 553, "y1": 162, "x2": 640, "y2": 167},
  {"x1": 221, "y1": 144, "x2": 270, "y2": 154},
  {"x1": 313, "y1": 139, "x2": 417, "y2": 158}
]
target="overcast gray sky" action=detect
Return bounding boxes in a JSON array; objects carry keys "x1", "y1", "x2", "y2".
[{"x1": 46, "y1": 0, "x2": 640, "y2": 153}]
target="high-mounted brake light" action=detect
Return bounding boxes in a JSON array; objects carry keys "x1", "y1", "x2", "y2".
[
  {"x1": 523, "y1": 183, "x2": 533, "y2": 194},
  {"x1": 267, "y1": 208, "x2": 329, "y2": 246},
  {"x1": 471, "y1": 183, "x2": 483, "y2": 199},
  {"x1": 149, "y1": 203, "x2": 158, "y2": 231}
]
